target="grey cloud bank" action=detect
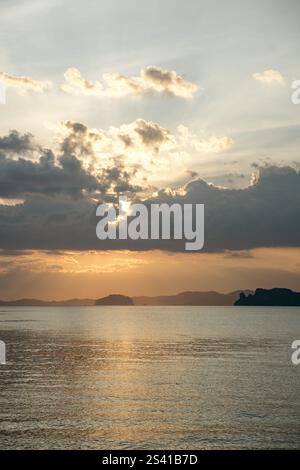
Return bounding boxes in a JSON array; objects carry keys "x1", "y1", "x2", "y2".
[{"x1": 0, "y1": 127, "x2": 299, "y2": 252}]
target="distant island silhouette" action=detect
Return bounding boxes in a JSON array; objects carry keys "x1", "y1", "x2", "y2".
[
  {"x1": 0, "y1": 288, "x2": 299, "y2": 307},
  {"x1": 0, "y1": 290, "x2": 251, "y2": 306},
  {"x1": 133, "y1": 290, "x2": 253, "y2": 306},
  {"x1": 95, "y1": 294, "x2": 134, "y2": 306},
  {"x1": 235, "y1": 288, "x2": 300, "y2": 306},
  {"x1": 0, "y1": 288, "x2": 300, "y2": 307}
]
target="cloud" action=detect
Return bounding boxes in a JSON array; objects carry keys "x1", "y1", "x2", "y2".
[
  {"x1": 0, "y1": 137, "x2": 100, "y2": 199},
  {"x1": 0, "y1": 249, "x2": 33, "y2": 257},
  {"x1": 58, "y1": 118, "x2": 234, "y2": 159},
  {"x1": 59, "y1": 120, "x2": 107, "y2": 159},
  {"x1": 0, "y1": 130, "x2": 37, "y2": 155},
  {"x1": 112, "y1": 119, "x2": 175, "y2": 153},
  {"x1": 140, "y1": 66, "x2": 198, "y2": 97},
  {"x1": 0, "y1": 70, "x2": 52, "y2": 93},
  {"x1": 54, "y1": 119, "x2": 234, "y2": 186},
  {"x1": 0, "y1": 125, "x2": 145, "y2": 204},
  {"x1": 61, "y1": 65, "x2": 198, "y2": 98},
  {"x1": 0, "y1": 153, "x2": 299, "y2": 252},
  {"x1": 0, "y1": 120, "x2": 235, "y2": 207},
  {"x1": 186, "y1": 169, "x2": 199, "y2": 178},
  {"x1": 177, "y1": 125, "x2": 234, "y2": 153},
  {"x1": 100, "y1": 157, "x2": 142, "y2": 194},
  {"x1": 61, "y1": 67, "x2": 104, "y2": 96},
  {"x1": 252, "y1": 69, "x2": 285, "y2": 84},
  {"x1": 0, "y1": 66, "x2": 197, "y2": 99}
]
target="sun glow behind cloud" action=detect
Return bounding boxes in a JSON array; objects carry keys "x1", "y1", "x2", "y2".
[{"x1": 46, "y1": 118, "x2": 235, "y2": 189}]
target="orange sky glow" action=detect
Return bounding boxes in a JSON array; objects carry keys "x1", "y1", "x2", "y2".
[{"x1": 0, "y1": 247, "x2": 299, "y2": 300}]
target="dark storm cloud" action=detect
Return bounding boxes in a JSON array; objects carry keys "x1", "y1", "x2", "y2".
[
  {"x1": 61, "y1": 120, "x2": 103, "y2": 157},
  {"x1": 100, "y1": 158, "x2": 142, "y2": 194},
  {"x1": 0, "y1": 154, "x2": 299, "y2": 252},
  {"x1": 181, "y1": 165, "x2": 300, "y2": 251},
  {"x1": 0, "y1": 143, "x2": 100, "y2": 198},
  {"x1": 0, "y1": 130, "x2": 37, "y2": 155}
]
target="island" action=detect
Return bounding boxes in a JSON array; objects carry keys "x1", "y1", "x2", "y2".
[
  {"x1": 95, "y1": 294, "x2": 134, "y2": 306},
  {"x1": 235, "y1": 288, "x2": 300, "y2": 306}
]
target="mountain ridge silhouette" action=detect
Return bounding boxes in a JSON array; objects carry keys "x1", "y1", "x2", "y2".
[{"x1": 1, "y1": 288, "x2": 299, "y2": 306}]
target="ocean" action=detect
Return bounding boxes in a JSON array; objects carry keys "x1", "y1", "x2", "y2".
[{"x1": 0, "y1": 306, "x2": 299, "y2": 449}]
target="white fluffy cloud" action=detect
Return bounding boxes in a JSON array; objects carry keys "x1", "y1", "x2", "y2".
[
  {"x1": 0, "y1": 65, "x2": 197, "y2": 99},
  {"x1": 140, "y1": 66, "x2": 198, "y2": 97},
  {"x1": 61, "y1": 66, "x2": 198, "y2": 98},
  {"x1": 0, "y1": 71, "x2": 52, "y2": 93},
  {"x1": 252, "y1": 69, "x2": 285, "y2": 84},
  {"x1": 57, "y1": 119, "x2": 234, "y2": 159},
  {"x1": 177, "y1": 125, "x2": 234, "y2": 153},
  {"x1": 53, "y1": 119, "x2": 234, "y2": 188},
  {"x1": 61, "y1": 68, "x2": 104, "y2": 96},
  {"x1": 58, "y1": 119, "x2": 234, "y2": 156}
]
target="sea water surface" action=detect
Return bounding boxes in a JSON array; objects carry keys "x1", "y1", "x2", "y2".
[{"x1": 0, "y1": 306, "x2": 299, "y2": 449}]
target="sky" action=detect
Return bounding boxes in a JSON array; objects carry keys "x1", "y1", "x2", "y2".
[{"x1": 0, "y1": 0, "x2": 299, "y2": 299}]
